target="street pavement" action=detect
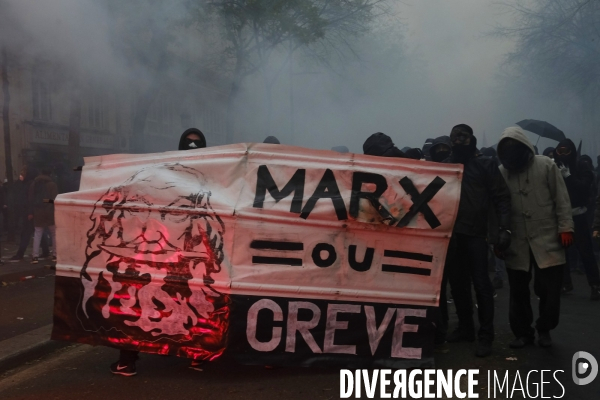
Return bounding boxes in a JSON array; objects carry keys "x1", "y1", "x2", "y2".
[{"x1": 0, "y1": 245, "x2": 599, "y2": 399}]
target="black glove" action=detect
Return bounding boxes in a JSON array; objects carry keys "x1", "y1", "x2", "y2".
[{"x1": 496, "y1": 229, "x2": 511, "y2": 252}]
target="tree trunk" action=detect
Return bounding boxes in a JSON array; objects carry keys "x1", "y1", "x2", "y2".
[{"x1": 1, "y1": 47, "x2": 13, "y2": 184}]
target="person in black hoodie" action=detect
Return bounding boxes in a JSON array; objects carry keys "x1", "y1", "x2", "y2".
[
  {"x1": 178, "y1": 128, "x2": 206, "y2": 150},
  {"x1": 443, "y1": 124, "x2": 512, "y2": 357},
  {"x1": 7, "y1": 165, "x2": 49, "y2": 262},
  {"x1": 111, "y1": 127, "x2": 208, "y2": 377},
  {"x1": 428, "y1": 136, "x2": 452, "y2": 163},
  {"x1": 363, "y1": 132, "x2": 406, "y2": 158},
  {"x1": 555, "y1": 140, "x2": 600, "y2": 300}
]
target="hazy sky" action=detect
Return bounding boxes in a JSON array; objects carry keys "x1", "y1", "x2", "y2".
[{"x1": 399, "y1": 0, "x2": 516, "y2": 145}]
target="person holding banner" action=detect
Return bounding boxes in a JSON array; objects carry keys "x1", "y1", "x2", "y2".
[
  {"x1": 497, "y1": 126, "x2": 574, "y2": 349},
  {"x1": 443, "y1": 124, "x2": 512, "y2": 358},
  {"x1": 111, "y1": 128, "x2": 209, "y2": 376}
]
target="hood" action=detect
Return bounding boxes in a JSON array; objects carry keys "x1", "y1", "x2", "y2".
[
  {"x1": 331, "y1": 145, "x2": 349, "y2": 153},
  {"x1": 555, "y1": 138, "x2": 577, "y2": 166},
  {"x1": 542, "y1": 146, "x2": 555, "y2": 157},
  {"x1": 498, "y1": 126, "x2": 535, "y2": 155},
  {"x1": 178, "y1": 128, "x2": 206, "y2": 150},
  {"x1": 429, "y1": 136, "x2": 451, "y2": 153},
  {"x1": 363, "y1": 132, "x2": 405, "y2": 158},
  {"x1": 263, "y1": 136, "x2": 280, "y2": 144}
]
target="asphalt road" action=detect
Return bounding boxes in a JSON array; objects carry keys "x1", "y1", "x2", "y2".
[{"x1": 0, "y1": 260, "x2": 598, "y2": 399}]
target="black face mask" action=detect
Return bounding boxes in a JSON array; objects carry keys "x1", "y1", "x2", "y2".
[
  {"x1": 451, "y1": 142, "x2": 476, "y2": 161},
  {"x1": 499, "y1": 141, "x2": 532, "y2": 171},
  {"x1": 431, "y1": 149, "x2": 451, "y2": 163},
  {"x1": 184, "y1": 138, "x2": 204, "y2": 150}
]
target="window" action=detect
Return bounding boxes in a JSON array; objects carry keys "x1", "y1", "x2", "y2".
[
  {"x1": 87, "y1": 91, "x2": 107, "y2": 129},
  {"x1": 32, "y1": 78, "x2": 52, "y2": 121}
]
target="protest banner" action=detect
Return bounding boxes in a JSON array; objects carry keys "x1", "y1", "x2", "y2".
[{"x1": 51, "y1": 143, "x2": 462, "y2": 368}]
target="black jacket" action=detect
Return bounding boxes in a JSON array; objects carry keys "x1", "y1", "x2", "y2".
[
  {"x1": 556, "y1": 139, "x2": 594, "y2": 209},
  {"x1": 446, "y1": 152, "x2": 512, "y2": 237}
]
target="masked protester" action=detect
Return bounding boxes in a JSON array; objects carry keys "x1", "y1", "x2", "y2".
[
  {"x1": 429, "y1": 136, "x2": 452, "y2": 163},
  {"x1": 178, "y1": 128, "x2": 206, "y2": 150},
  {"x1": 263, "y1": 136, "x2": 280, "y2": 144},
  {"x1": 422, "y1": 138, "x2": 435, "y2": 161},
  {"x1": 112, "y1": 127, "x2": 209, "y2": 377},
  {"x1": 497, "y1": 127, "x2": 574, "y2": 349},
  {"x1": 441, "y1": 124, "x2": 511, "y2": 358},
  {"x1": 362, "y1": 132, "x2": 406, "y2": 158},
  {"x1": 554, "y1": 141, "x2": 600, "y2": 300},
  {"x1": 405, "y1": 148, "x2": 424, "y2": 160}
]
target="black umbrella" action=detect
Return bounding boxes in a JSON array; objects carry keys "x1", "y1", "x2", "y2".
[{"x1": 516, "y1": 120, "x2": 566, "y2": 144}]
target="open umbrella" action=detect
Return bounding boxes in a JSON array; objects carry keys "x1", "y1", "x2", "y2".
[{"x1": 516, "y1": 119, "x2": 566, "y2": 145}]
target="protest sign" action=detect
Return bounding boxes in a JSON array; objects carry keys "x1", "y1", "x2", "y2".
[{"x1": 52, "y1": 143, "x2": 462, "y2": 368}]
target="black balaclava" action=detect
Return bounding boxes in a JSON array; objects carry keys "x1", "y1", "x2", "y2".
[
  {"x1": 429, "y1": 136, "x2": 452, "y2": 163},
  {"x1": 498, "y1": 138, "x2": 533, "y2": 172},
  {"x1": 579, "y1": 155, "x2": 594, "y2": 172},
  {"x1": 555, "y1": 139, "x2": 577, "y2": 169},
  {"x1": 450, "y1": 124, "x2": 477, "y2": 163},
  {"x1": 263, "y1": 136, "x2": 280, "y2": 144},
  {"x1": 178, "y1": 128, "x2": 206, "y2": 150}
]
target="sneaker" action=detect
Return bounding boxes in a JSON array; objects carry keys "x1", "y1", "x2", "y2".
[
  {"x1": 475, "y1": 340, "x2": 492, "y2": 357},
  {"x1": 591, "y1": 285, "x2": 600, "y2": 301},
  {"x1": 446, "y1": 328, "x2": 476, "y2": 343},
  {"x1": 189, "y1": 360, "x2": 204, "y2": 371},
  {"x1": 537, "y1": 331, "x2": 553, "y2": 348},
  {"x1": 8, "y1": 255, "x2": 23, "y2": 262},
  {"x1": 492, "y1": 277, "x2": 503, "y2": 289},
  {"x1": 110, "y1": 361, "x2": 137, "y2": 376},
  {"x1": 30, "y1": 258, "x2": 39, "y2": 264},
  {"x1": 561, "y1": 283, "x2": 573, "y2": 294},
  {"x1": 509, "y1": 336, "x2": 534, "y2": 349}
]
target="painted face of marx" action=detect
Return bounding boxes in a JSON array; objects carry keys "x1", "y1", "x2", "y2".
[{"x1": 79, "y1": 163, "x2": 228, "y2": 360}]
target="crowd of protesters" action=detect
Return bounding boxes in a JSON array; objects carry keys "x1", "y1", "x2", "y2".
[
  {"x1": 0, "y1": 165, "x2": 60, "y2": 266},
  {"x1": 3, "y1": 125, "x2": 599, "y2": 375},
  {"x1": 360, "y1": 124, "x2": 600, "y2": 360}
]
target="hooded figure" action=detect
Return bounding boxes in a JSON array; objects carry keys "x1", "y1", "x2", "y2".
[
  {"x1": 439, "y1": 124, "x2": 511, "y2": 358},
  {"x1": 263, "y1": 136, "x2": 280, "y2": 144},
  {"x1": 422, "y1": 138, "x2": 435, "y2": 161},
  {"x1": 497, "y1": 126, "x2": 574, "y2": 348},
  {"x1": 178, "y1": 128, "x2": 206, "y2": 150},
  {"x1": 404, "y1": 148, "x2": 423, "y2": 160},
  {"x1": 542, "y1": 147, "x2": 555, "y2": 159},
  {"x1": 428, "y1": 136, "x2": 452, "y2": 163},
  {"x1": 362, "y1": 133, "x2": 406, "y2": 158},
  {"x1": 331, "y1": 145, "x2": 349, "y2": 153},
  {"x1": 553, "y1": 139, "x2": 600, "y2": 299}
]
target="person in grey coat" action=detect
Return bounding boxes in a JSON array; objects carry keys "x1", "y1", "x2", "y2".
[{"x1": 496, "y1": 126, "x2": 574, "y2": 349}]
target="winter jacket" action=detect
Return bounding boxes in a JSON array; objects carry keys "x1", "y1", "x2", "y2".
[
  {"x1": 28, "y1": 175, "x2": 58, "y2": 227},
  {"x1": 363, "y1": 133, "x2": 406, "y2": 158},
  {"x1": 445, "y1": 150, "x2": 511, "y2": 238},
  {"x1": 498, "y1": 127, "x2": 573, "y2": 271},
  {"x1": 556, "y1": 139, "x2": 594, "y2": 209}
]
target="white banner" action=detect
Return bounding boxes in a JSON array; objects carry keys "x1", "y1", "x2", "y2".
[{"x1": 55, "y1": 143, "x2": 462, "y2": 310}]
